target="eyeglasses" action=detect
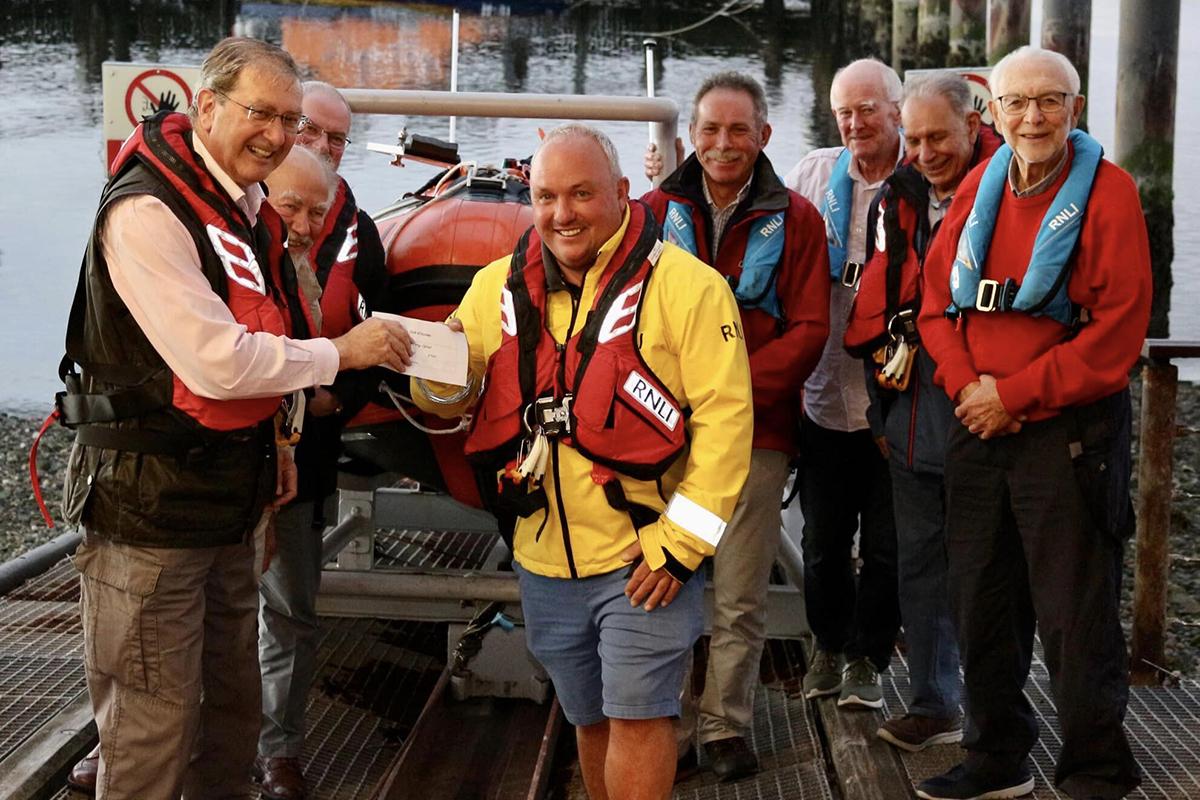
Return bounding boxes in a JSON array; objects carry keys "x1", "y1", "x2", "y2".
[
  {"x1": 298, "y1": 119, "x2": 352, "y2": 149},
  {"x1": 213, "y1": 90, "x2": 307, "y2": 133},
  {"x1": 995, "y1": 92, "x2": 1072, "y2": 116}
]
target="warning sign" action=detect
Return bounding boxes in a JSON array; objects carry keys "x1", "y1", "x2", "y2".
[
  {"x1": 905, "y1": 67, "x2": 995, "y2": 127},
  {"x1": 102, "y1": 61, "x2": 201, "y2": 174}
]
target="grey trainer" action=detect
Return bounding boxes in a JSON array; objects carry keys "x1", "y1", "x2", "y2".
[
  {"x1": 802, "y1": 647, "x2": 844, "y2": 699},
  {"x1": 837, "y1": 658, "x2": 883, "y2": 709}
]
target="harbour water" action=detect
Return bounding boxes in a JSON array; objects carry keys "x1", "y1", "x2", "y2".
[{"x1": 0, "y1": 0, "x2": 1197, "y2": 412}]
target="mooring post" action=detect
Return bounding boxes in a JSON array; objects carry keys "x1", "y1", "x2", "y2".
[
  {"x1": 986, "y1": 0, "x2": 1030, "y2": 65},
  {"x1": 863, "y1": 0, "x2": 894, "y2": 63},
  {"x1": 948, "y1": 0, "x2": 986, "y2": 66},
  {"x1": 892, "y1": 0, "x2": 919, "y2": 74},
  {"x1": 1115, "y1": 0, "x2": 1180, "y2": 339},
  {"x1": 1131, "y1": 355, "x2": 1177, "y2": 685},
  {"x1": 917, "y1": 0, "x2": 950, "y2": 68},
  {"x1": 1040, "y1": 0, "x2": 1091, "y2": 127}
]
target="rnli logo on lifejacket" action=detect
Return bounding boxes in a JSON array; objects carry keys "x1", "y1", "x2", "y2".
[
  {"x1": 356, "y1": 293, "x2": 367, "y2": 322},
  {"x1": 206, "y1": 225, "x2": 265, "y2": 295},
  {"x1": 1047, "y1": 202, "x2": 1081, "y2": 231},
  {"x1": 337, "y1": 221, "x2": 359, "y2": 264},
  {"x1": 500, "y1": 287, "x2": 517, "y2": 336},
  {"x1": 665, "y1": 206, "x2": 688, "y2": 245},
  {"x1": 758, "y1": 216, "x2": 783, "y2": 240},
  {"x1": 598, "y1": 281, "x2": 643, "y2": 344},
  {"x1": 622, "y1": 370, "x2": 680, "y2": 432}
]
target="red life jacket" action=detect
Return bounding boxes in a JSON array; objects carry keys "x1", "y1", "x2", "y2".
[
  {"x1": 464, "y1": 201, "x2": 686, "y2": 483},
  {"x1": 310, "y1": 177, "x2": 367, "y2": 338},
  {"x1": 845, "y1": 126, "x2": 1002, "y2": 359},
  {"x1": 61, "y1": 111, "x2": 310, "y2": 434}
]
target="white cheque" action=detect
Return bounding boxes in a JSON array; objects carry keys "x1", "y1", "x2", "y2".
[{"x1": 372, "y1": 312, "x2": 469, "y2": 387}]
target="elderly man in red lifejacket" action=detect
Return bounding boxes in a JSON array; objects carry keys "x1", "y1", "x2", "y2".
[
  {"x1": 844, "y1": 72, "x2": 1000, "y2": 755},
  {"x1": 918, "y1": 46, "x2": 1148, "y2": 800},
  {"x1": 59, "y1": 37, "x2": 410, "y2": 800}
]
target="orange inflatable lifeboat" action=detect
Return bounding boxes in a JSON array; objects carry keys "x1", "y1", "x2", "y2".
[{"x1": 343, "y1": 160, "x2": 533, "y2": 509}]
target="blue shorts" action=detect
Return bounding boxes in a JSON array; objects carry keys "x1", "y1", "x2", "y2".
[{"x1": 514, "y1": 561, "x2": 704, "y2": 727}]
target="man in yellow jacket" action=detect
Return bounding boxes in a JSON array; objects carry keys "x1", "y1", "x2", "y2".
[{"x1": 415, "y1": 123, "x2": 752, "y2": 798}]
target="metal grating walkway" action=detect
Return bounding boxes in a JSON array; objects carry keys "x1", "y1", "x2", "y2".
[
  {"x1": 556, "y1": 639, "x2": 835, "y2": 800},
  {"x1": 0, "y1": 558, "x2": 84, "y2": 765},
  {"x1": 882, "y1": 641, "x2": 1200, "y2": 798}
]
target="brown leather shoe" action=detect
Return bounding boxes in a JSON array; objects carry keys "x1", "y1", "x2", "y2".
[
  {"x1": 66, "y1": 744, "x2": 100, "y2": 795},
  {"x1": 253, "y1": 755, "x2": 307, "y2": 800}
]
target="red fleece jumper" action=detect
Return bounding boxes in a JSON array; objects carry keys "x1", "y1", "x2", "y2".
[
  {"x1": 919, "y1": 145, "x2": 1152, "y2": 420},
  {"x1": 644, "y1": 165, "x2": 830, "y2": 455}
]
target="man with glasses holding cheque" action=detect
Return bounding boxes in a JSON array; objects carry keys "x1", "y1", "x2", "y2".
[
  {"x1": 916, "y1": 46, "x2": 1149, "y2": 800},
  {"x1": 59, "y1": 38, "x2": 410, "y2": 800}
]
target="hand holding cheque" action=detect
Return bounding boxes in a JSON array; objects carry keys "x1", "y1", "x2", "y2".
[{"x1": 372, "y1": 311, "x2": 470, "y2": 387}]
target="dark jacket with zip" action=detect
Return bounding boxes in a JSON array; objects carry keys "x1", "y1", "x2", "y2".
[
  {"x1": 642, "y1": 152, "x2": 830, "y2": 456},
  {"x1": 59, "y1": 113, "x2": 304, "y2": 547},
  {"x1": 845, "y1": 128, "x2": 1001, "y2": 474}
]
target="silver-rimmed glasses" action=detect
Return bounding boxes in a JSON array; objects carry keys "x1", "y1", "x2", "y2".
[{"x1": 213, "y1": 90, "x2": 308, "y2": 133}]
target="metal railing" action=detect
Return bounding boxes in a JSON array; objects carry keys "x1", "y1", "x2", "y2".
[{"x1": 340, "y1": 89, "x2": 680, "y2": 181}]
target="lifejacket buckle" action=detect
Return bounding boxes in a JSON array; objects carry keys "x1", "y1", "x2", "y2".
[
  {"x1": 841, "y1": 261, "x2": 863, "y2": 289},
  {"x1": 975, "y1": 279, "x2": 1000, "y2": 312},
  {"x1": 886, "y1": 308, "x2": 919, "y2": 343},
  {"x1": 532, "y1": 394, "x2": 573, "y2": 438}
]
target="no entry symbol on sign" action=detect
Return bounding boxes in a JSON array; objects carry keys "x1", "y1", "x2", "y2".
[{"x1": 124, "y1": 68, "x2": 193, "y2": 125}]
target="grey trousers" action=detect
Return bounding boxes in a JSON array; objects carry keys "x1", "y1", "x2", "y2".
[
  {"x1": 683, "y1": 449, "x2": 790, "y2": 744},
  {"x1": 257, "y1": 500, "x2": 323, "y2": 757}
]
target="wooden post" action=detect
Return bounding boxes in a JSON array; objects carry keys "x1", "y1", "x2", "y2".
[
  {"x1": 1115, "y1": 0, "x2": 1180, "y2": 339},
  {"x1": 986, "y1": 0, "x2": 1030, "y2": 65},
  {"x1": 892, "y1": 0, "x2": 919, "y2": 75},
  {"x1": 1040, "y1": 0, "x2": 1091, "y2": 127},
  {"x1": 1131, "y1": 358, "x2": 1177, "y2": 684},
  {"x1": 948, "y1": 0, "x2": 986, "y2": 66},
  {"x1": 863, "y1": 0, "x2": 894, "y2": 63},
  {"x1": 918, "y1": 0, "x2": 950, "y2": 68}
]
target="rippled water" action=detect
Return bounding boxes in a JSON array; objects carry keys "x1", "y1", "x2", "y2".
[{"x1": 0, "y1": 0, "x2": 1196, "y2": 411}]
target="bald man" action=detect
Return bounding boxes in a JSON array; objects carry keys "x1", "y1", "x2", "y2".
[
  {"x1": 253, "y1": 87, "x2": 389, "y2": 800},
  {"x1": 784, "y1": 58, "x2": 904, "y2": 711}
]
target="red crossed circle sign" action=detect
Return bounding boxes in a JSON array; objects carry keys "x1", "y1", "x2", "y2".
[{"x1": 124, "y1": 68, "x2": 193, "y2": 125}]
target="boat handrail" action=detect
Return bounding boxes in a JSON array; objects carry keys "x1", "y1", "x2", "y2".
[{"x1": 341, "y1": 89, "x2": 680, "y2": 179}]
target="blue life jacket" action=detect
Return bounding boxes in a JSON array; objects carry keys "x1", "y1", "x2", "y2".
[
  {"x1": 947, "y1": 129, "x2": 1102, "y2": 325},
  {"x1": 663, "y1": 199, "x2": 785, "y2": 320},
  {"x1": 820, "y1": 148, "x2": 854, "y2": 284}
]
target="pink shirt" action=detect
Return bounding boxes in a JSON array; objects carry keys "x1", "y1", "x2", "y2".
[{"x1": 101, "y1": 134, "x2": 340, "y2": 400}]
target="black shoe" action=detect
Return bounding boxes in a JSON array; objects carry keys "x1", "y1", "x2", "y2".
[
  {"x1": 703, "y1": 736, "x2": 759, "y2": 783},
  {"x1": 916, "y1": 762, "x2": 1034, "y2": 800}
]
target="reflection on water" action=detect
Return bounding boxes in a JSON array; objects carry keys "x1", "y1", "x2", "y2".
[{"x1": 0, "y1": 0, "x2": 1196, "y2": 410}]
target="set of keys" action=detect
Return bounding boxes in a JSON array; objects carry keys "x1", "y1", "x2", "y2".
[
  {"x1": 516, "y1": 395, "x2": 573, "y2": 481},
  {"x1": 874, "y1": 309, "x2": 918, "y2": 392}
]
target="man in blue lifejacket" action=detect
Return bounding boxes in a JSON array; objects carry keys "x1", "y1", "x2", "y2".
[
  {"x1": 254, "y1": 81, "x2": 391, "y2": 800},
  {"x1": 844, "y1": 72, "x2": 1000, "y2": 753},
  {"x1": 785, "y1": 57, "x2": 904, "y2": 711},
  {"x1": 918, "y1": 47, "x2": 1149, "y2": 800},
  {"x1": 642, "y1": 71, "x2": 830, "y2": 782},
  {"x1": 59, "y1": 38, "x2": 411, "y2": 800}
]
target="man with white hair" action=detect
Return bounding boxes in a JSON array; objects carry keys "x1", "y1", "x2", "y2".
[
  {"x1": 784, "y1": 57, "x2": 904, "y2": 710},
  {"x1": 918, "y1": 46, "x2": 1148, "y2": 799},
  {"x1": 414, "y1": 123, "x2": 752, "y2": 798},
  {"x1": 254, "y1": 82, "x2": 390, "y2": 800},
  {"x1": 844, "y1": 72, "x2": 1000, "y2": 753}
]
